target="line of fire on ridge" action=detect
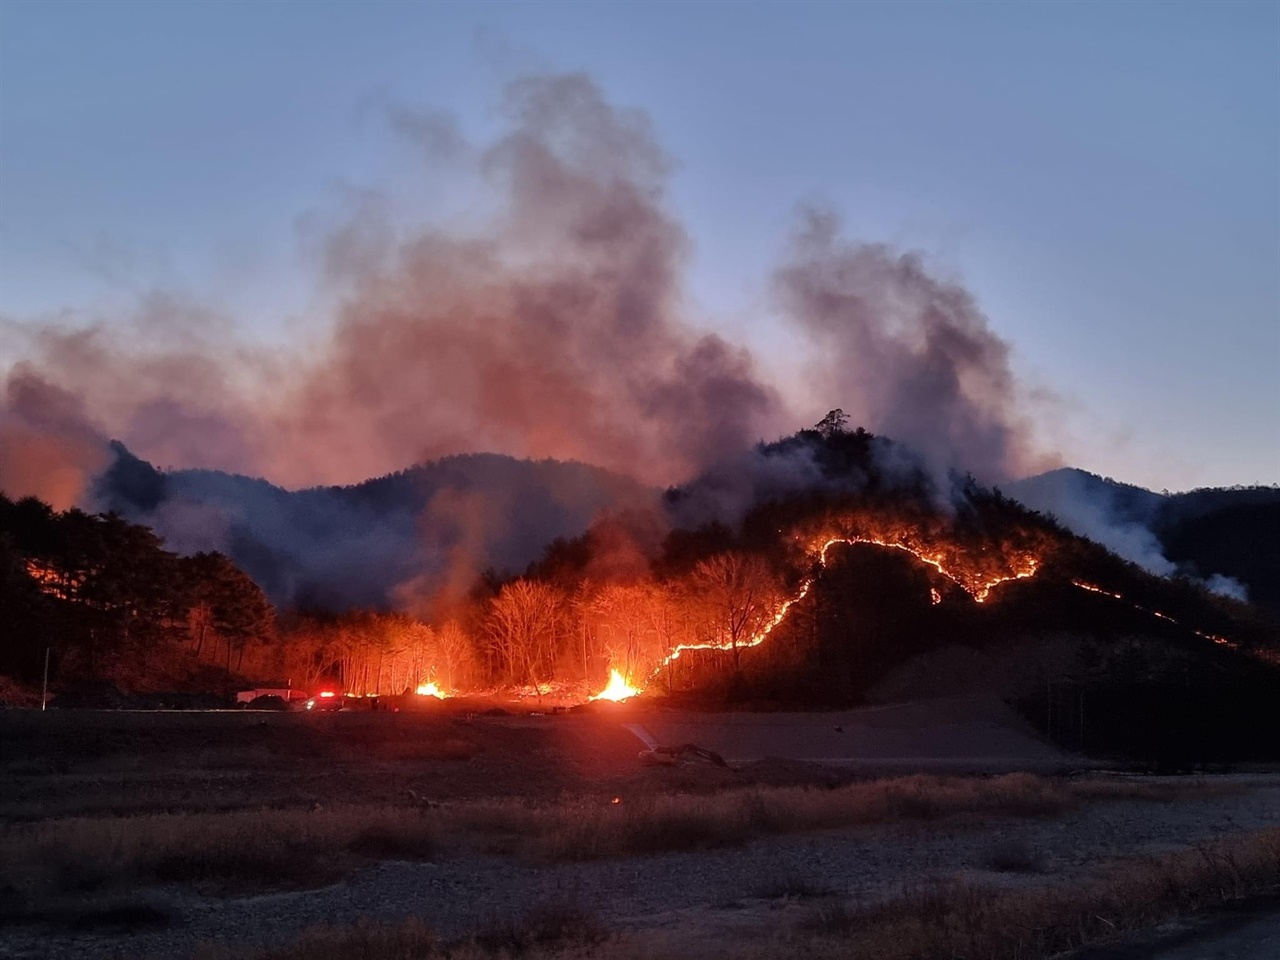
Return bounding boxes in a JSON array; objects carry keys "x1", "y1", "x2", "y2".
[
  {"x1": 593, "y1": 538, "x2": 1241, "y2": 701},
  {"x1": 593, "y1": 534, "x2": 1041, "y2": 700}
]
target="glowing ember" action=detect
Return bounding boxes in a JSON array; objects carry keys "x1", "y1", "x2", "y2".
[
  {"x1": 591, "y1": 668, "x2": 639, "y2": 702},
  {"x1": 623, "y1": 529, "x2": 1240, "y2": 701},
  {"x1": 415, "y1": 681, "x2": 448, "y2": 698},
  {"x1": 659, "y1": 536, "x2": 1040, "y2": 675},
  {"x1": 1071, "y1": 581, "x2": 1236, "y2": 647}
]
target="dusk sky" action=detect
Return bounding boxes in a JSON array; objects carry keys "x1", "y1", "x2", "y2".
[{"x1": 1, "y1": 0, "x2": 1277, "y2": 491}]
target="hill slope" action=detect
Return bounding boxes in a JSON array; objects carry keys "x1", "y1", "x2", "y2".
[
  {"x1": 1007, "y1": 468, "x2": 1280, "y2": 611},
  {"x1": 93, "y1": 443, "x2": 656, "y2": 609},
  {"x1": 609, "y1": 430, "x2": 1280, "y2": 760}
]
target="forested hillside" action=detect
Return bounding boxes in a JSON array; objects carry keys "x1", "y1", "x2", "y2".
[
  {"x1": 0, "y1": 495, "x2": 272, "y2": 697},
  {"x1": 93, "y1": 443, "x2": 655, "y2": 609},
  {"x1": 1008, "y1": 468, "x2": 1280, "y2": 612}
]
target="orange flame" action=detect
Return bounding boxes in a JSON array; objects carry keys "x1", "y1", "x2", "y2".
[
  {"x1": 415, "y1": 681, "x2": 449, "y2": 698},
  {"x1": 590, "y1": 668, "x2": 639, "y2": 702},
  {"x1": 659, "y1": 536, "x2": 1038, "y2": 674},
  {"x1": 1071, "y1": 581, "x2": 1235, "y2": 647}
]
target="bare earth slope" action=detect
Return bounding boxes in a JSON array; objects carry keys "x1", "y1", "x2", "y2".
[{"x1": 631, "y1": 697, "x2": 1068, "y2": 769}]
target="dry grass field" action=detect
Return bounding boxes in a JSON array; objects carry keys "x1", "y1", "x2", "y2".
[{"x1": 2, "y1": 706, "x2": 1278, "y2": 959}]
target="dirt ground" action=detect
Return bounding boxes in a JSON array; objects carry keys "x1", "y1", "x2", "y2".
[
  {"x1": 0, "y1": 697, "x2": 1074, "y2": 822},
  {"x1": 1074, "y1": 894, "x2": 1280, "y2": 959},
  {"x1": 1, "y1": 701, "x2": 1276, "y2": 960}
]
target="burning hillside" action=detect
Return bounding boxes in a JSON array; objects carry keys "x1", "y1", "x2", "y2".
[
  {"x1": 514, "y1": 425, "x2": 1271, "y2": 707},
  {"x1": 0, "y1": 69, "x2": 1274, "y2": 750},
  {"x1": 5, "y1": 420, "x2": 1279, "y2": 768}
]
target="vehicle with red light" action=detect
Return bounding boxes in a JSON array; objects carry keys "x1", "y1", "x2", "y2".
[{"x1": 304, "y1": 689, "x2": 344, "y2": 711}]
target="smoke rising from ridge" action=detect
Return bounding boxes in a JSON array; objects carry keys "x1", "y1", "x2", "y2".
[
  {"x1": 778, "y1": 210, "x2": 1049, "y2": 486},
  {"x1": 2, "y1": 71, "x2": 1049, "y2": 523}
]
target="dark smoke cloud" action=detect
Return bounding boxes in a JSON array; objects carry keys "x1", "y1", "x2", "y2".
[
  {"x1": 2, "y1": 69, "x2": 1066, "y2": 607},
  {"x1": 0, "y1": 364, "x2": 111, "y2": 510},
  {"x1": 778, "y1": 209, "x2": 1053, "y2": 486},
  {"x1": 4, "y1": 74, "x2": 788, "y2": 490}
]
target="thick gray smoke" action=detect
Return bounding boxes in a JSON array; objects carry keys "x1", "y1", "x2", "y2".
[
  {"x1": 2, "y1": 69, "x2": 1074, "y2": 608},
  {"x1": 1007, "y1": 468, "x2": 1252, "y2": 601},
  {"x1": 0, "y1": 364, "x2": 111, "y2": 510},
  {"x1": 2, "y1": 74, "x2": 786, "y2": 494},
  {"x1": 777, "y1": 209, "x2": 1049, "y2": 486},
  {"x1": 271, "y1": 73, "x2": 785, "y2": 488},
  {"x1": 1, "y1": 73, "x2": 1047, "y2": 498}
]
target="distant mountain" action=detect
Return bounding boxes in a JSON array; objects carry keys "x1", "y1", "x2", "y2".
[
  {"x1": 90, "y1": 434, "x2": 1278, "y2": 619},
  {"x1": 1006, "y1": 468, "x2": 1280, "y2": 613},
  {"x1": 93, "y1": 443, "x2": 657, "y2": 609}
]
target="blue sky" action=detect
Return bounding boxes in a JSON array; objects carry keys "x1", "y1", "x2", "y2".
[{"x1": 1, "y1": 0, "x2": 1277, "y2": 489}]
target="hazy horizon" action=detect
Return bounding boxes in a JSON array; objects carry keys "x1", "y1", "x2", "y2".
[{"x1": 2, "y1": 1, "x2": 1277, "y2": 494}]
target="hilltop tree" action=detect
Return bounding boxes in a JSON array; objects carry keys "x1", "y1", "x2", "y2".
[{"x1": 815, "y1": 408, "x2": 849, "y2": 438}]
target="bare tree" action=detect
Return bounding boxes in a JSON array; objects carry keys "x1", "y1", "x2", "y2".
[
  {"x1": 587, "y1": 583, "x2": 656, "y2": 684},
  {"x1": 435, "y1": 620, "x2": 473, "y2": 690},
  {"x1": 646, "y1": 580, "x2": 693, "y2": 692},
  {"x1": 486, "y1": 579, "x2": 564, "y2": 694},
  {"x1": 690, "y1": 552, "x2": 781, "y2": 674}
]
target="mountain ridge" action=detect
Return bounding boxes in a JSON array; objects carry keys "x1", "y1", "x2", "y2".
[
  {"x1": 85, "y1": 442, "x2": 1279, "y2": 615},
  {"x1": 1007, "y1": 467, "x2": 1280, "y2": 611},
  {"x1": 93, "y1": 443, "x2": 657, "y2": 610}
]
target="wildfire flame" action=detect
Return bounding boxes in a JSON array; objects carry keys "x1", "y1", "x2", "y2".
[
  {"x1": 659, "y1": 536, "x2": 1039, "y2": 675},
  {"x1": 804, "y1": 536, "x2": 1039, "y2": 603},
  {"x1": 590, "y1": 668, "x2": 639, "y2": 702},
  {"x1": 415, "y1": 681, "x2": 448, "y2": 698},
  {"x1": 1071, "y1": 581, "x2": 1236, "y2": 647},
  {"x1": 584, "y1": 526, "x2": 1241, "y2": 707}
]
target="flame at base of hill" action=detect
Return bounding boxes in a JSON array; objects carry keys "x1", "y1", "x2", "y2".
[
  {"x1": 590, "y1": 668, "x2": 640, "y2": 702},
  {"x1": 415, "y1": 681, "x2": 449, "y2": 698}
]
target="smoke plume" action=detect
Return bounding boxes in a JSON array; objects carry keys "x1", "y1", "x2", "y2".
[
  {"x1": 0, "y1": 364, "x2": 111, "y2": 510},
  {"x1": 778, "y1": 209, "x2": 1051, "y2": 486},
  {"x1": 2, "y1": 70, "x2": 1066, "y2": 606},
  {"x1": 1, "y1": 72, "x2": 1049, "y2": 495}
]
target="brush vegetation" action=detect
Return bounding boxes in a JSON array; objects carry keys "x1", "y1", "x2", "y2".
[
  {"x1": 211, "y1": 826, "x2": 1280, "y2": 960},
  {"x1": 785, "y1": 827, "x2": 1280, "y2": 960},
  {"x1": 1, "y1": 772, "x2": 1202, "y2": 913}
]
